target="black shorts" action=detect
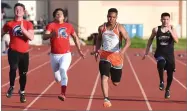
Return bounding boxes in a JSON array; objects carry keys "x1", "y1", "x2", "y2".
[
  {"x1": 8, "y1": 48, "x2": 29, "y2": 72},
  {"x1": 154, "y1": 53, "x2": 175, "y2": 71},
  {"x1": 99, "y1": 61, "x2": 122, "y2": 82}
]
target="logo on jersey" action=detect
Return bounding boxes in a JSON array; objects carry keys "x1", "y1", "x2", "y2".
[
  {"x1": 58, "y1": 27, "x2": 68, "y2": 38},
  {"x1": 13, "y1": 25, "x2": 23, "y2": 36},
  {"x1": 103, "y1": 33, "x2": 115, "y2": 38},
  {"x1": 158, "y1": 36, "x2": 170, "y2": 45}
]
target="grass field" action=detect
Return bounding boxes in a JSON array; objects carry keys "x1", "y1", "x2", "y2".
[
  {"x1": 129, "y1": 37, "x2": 186, "y2": 50},
  {"x1": 85, "y1": 37, "x2": 186, "y2": 50}
]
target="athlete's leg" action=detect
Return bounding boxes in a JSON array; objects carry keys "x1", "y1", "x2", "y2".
[
  {"x1": 50, "y1": 54, "x2": 61, "y2": 82},
  {"x1": 58, "y1": 52, "x2": 72, "y2": 101},
  {"x1": 18, "y1": 52, "x2": 29, "y2": 92},
  {"x1": 6, "y1": 49, "x2": 19, "y2": 98},
  {"x1": 18, "y1": 52, "x2": 29, "y2": 103},
  {"x1": 165, "y1": 55, "x2": 175, "y2": 99},
  {"x1": 99, "y1": 60, "x2": 112, "y2": 107},
  {"x1": 164, "y1": 68, "x2": 173, "y2": 99},
  {"x1": 110, "y1": 68, "x2": 122, "y2": 86},
  {"x1": 156, "y1": 56, "x2": 166, "y2": 90}
]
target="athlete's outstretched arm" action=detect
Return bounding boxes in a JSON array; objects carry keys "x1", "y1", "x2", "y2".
[
  {"x1": 118, "y1": 24, "x2": 131, "y2": 54},
  {"x1": 142, "y1": 28, "x2": 156, "y2": 60},
  {"x1": 95, "y1": 26, "x2": 103, "y2": 52},
  {"x1": 90, "y1": 26, "x2": 102, "y2": 61},
  {"x1": 71, "y1": 32, "x2": 85, "y2": 58},
  {"x1": 92, "y1": 34, "x2": 97, "y2": 53}
]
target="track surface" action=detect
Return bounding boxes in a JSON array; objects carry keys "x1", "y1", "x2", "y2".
[{"x1": 1, "y1": 45, "x2": 186, "y2": 110}]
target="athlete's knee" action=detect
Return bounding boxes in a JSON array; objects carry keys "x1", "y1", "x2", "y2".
[
  {"x1": 157, "y1": 60, "x2": 166, "y2": 70},
  {"x1": 54, "y1": 71, "x2": 61, "y2": 82},
  {"x1": 59, "y1": 68, "x2": 68, "y2": 80},
  {"x1": 19, "y1": 72, "x2": 27, "y2": 82},
  {"x1": 10, "y1": 67, "x2": 17, "y2": 75},
  {"x1": 10, "y1": 64, "x2": 18, "y2": 71},
  {"x1": 10, "y1": 69, "x2": 16, "y2": 74},
  {"x1": 19, "y1": 66, "x2": 28, "y2": 76},
  {"x1": 19, "y1": 71, "x2": 27, "y2": 76},
  {"x1": 101, "y1": 75, "x2": 109, "y2": 82},
  {"x1": 112, "y1": 82, "x2": 119, "y2": 86}
]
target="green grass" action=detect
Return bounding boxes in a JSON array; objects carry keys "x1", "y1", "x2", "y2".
[
  {"x1": 122, "y1": 37, "x2": 186, "y2": 50},
  {"x1": 85, "y1": 37, "x2": 186, "y2": 50},
  {"x1": 127, "y1": 37, "x2": 147, "y2": 48},
  {"x1": 174, "y1": 38, "x2": 187, "y2": 50}
]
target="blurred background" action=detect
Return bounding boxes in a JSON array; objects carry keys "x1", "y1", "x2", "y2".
[{"x1": 1, "y1": 0, "x2": 186, "y2": 54}]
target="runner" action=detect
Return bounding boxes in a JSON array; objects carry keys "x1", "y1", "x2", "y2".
[
  {"x1": 43, "y1": 8, "x2": 85, "y2": 101},
  {"x1": 1, "y1": 3, "x2": 34, "y2": 103},
  {"x1": 142, "y1": 12, "x2": 178, "y2": 99},
  {"x1": 93, "y1": 8, "x2": 131, "y2": 107}
]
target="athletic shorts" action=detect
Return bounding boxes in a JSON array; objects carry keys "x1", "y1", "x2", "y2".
[
  {"x1": 99, "y1": 60, "x2": 122, "y2": 83},
  {"x1": 100, "y1": 50, "x2": 123, "y2": 69},
  {"x1": 154, "y1": 53, "x2": 175, "y2": 71}
]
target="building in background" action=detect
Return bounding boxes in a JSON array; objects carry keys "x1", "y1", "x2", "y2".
[
  {"x1": 79, "y1": 1, "x2": 186, "y2": 39},
  {"x1": 2, "y1": 0, "x2": 186, "y2": 39}
]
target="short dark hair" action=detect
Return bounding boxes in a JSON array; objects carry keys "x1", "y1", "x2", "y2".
[
  {"x1": 14, "y1": 3, "x2": 25, "y2": 10},
  {"x1": 53, "y1": 8, "x2": 66, "y2": 18},
  {"x1": 161, "y1": 12, "x2": 170, "y2": 18},
  {"x1": 108, "y1": 8, "x2": 118, "y2": 15}
]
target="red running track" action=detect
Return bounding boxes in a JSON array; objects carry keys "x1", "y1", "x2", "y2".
[{"x1": 1, "y1": 46, "x2": 186, "y2": 110}]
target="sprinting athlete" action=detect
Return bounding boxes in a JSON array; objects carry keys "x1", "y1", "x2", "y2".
[
  {"x1": 93, "y1": 8, "x2": 131, "y2": 107},
  {"x1": 142, "y1": 12, "x2": 178, "y2": 99},
  {"x1": 1, "y1": 3, "x2": 34, "y2": 103},
  {"x1": 43, "y1": 8, "x2": 85, "y2": 101}
]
